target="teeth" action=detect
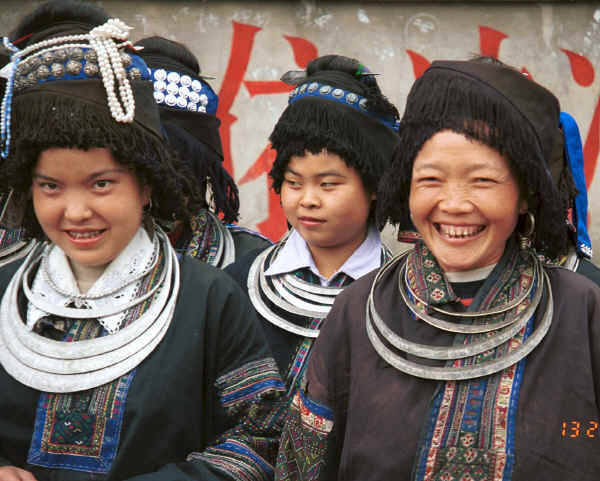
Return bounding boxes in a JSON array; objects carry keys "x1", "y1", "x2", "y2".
[
  {"x1": 438, "y1": 224, "x2": 483, "y2": 238},
  {"x1": 69, "y1": 230, "x2": 102, "y2": 239}
]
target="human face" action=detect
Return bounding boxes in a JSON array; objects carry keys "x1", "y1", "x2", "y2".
[
  {"x1": 281, "y1": 150, "x2": 374, "y2": 256},
  {"x1": 409, "y1": 131, "x2": 527, "y2": 272},
  {"x1": 32, "y1": 147, "x2": 150, "y2": 270}
]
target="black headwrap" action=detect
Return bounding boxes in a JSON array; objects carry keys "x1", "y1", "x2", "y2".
[
  {"x1": 136, "y1": 36, "x2": 239, "y2": 223},
  {"x1": 268, "y1": 54, "x2": 400, "y2": 213},
  {"x1": 0, "y1": 0, "x2": 194, "y2": 237},
  {"x1": 378, "y1": 58, "x2": 573, "y2": 259}
]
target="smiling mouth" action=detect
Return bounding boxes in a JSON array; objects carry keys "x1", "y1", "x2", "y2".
[
  {"x1": 434, "y1": 223, "x2": 485, "y2": 239},
  {"x1": 299, "y1": 217, "x2": 325, "y2": 223},
  {"x1": 66, "y1": 229, "x2": 106, "y2": 239}
]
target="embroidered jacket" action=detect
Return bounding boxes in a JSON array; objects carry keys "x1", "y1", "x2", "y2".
[
  {"x1": 275, "y1": 258, "x2": 600, "y2": 480},
  {"x1": 0, "y1": 255, "x2": 286, "y2": 481},
  {"x1": 225, "y1": 229, "x2": 390, "y2": 399},
  {"x1": 172, "y1": 211, "x2": 272, "y2": 268}
]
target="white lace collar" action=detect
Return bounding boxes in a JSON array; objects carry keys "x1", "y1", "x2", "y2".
[{"x1": 27, "y1": 227, "x2": 156, "y2": 333}]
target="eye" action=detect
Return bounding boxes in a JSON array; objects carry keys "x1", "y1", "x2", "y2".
[
  {"x1": 93, "y1": 179, "x2": 114, "y2": 189},
  {"x1": 37, "y1": 181, "x2": 60, "y2": 193},
  {"x1": 284, "y1": 178, "x2": 301, "y2": 188},
  {"x1": 474, "y1": 177, "x2": 497, "y2": 184},
  {"x1": 415, "y1": 175, "x2": 440, "y2": 184}
]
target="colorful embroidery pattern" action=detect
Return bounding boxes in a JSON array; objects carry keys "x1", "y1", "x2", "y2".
[
  {"x1": 0, "y1": 227, "x2": 23, "y2": 249},
  {"x1": 182, "y1": 210, "x2": 221, "y2": 263},
  {"x1": 189, "y1": 357, "x2": 286, "y2": 481},
  {"x1": 216, "y1": 358, "x2": 285, "y2": 414},
  {"x1": 283, "y1": 269, "x2": 351, "y2": 398},
  {"x1": 276, "y1": 391, "x2": 333, "y2": 480},
  {"x1": 27, "y1": 250, "x2": 165, "y2": 473},
  {"x1": 28, "y1": 367, "x2": 136, "y2": 473},
  {"x1": 411, "y1": 243, "x2": 535, "y2": 481}
]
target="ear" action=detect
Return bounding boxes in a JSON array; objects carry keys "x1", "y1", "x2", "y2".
[
  {"x1": 370, "y1": 192, "x2": 377, "y2": 201},
  {"x1": 142, "y1": 185, "x2": 152, "y2": 207},
  {"x1": 519, "y1": 198, "x2": 528, "y2": 214}
]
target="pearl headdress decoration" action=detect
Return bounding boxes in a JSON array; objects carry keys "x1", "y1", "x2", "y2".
[{"x1": 1, "y1": 18, "x2": 141, "y2": 159}]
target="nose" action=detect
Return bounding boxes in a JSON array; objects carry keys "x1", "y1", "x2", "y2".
[
  {"x1": 299, "y1": 186, "x2": 320, "y2": 209},
  {"x1": 63, "y1": 195, "x2": 93, "y2": 223},
  {"x1": 438, "y1": 183, "x2": 474, "y2": 214}
]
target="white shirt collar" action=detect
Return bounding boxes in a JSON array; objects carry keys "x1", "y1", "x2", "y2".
[
  {"x1": 264, "y1": 226, "x2": 382, "y2": 286},
  {"x1": 27, "y1": 227, "x2": 156, "y2": 333}
]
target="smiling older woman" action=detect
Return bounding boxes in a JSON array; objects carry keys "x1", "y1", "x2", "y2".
[{"x1": 275, "y1": 59, "x2": 600, "y2": 481}]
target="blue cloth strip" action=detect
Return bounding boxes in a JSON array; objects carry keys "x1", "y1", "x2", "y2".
[{"x1": 560, "y1": 112, "x2": 592, "y2": 258}]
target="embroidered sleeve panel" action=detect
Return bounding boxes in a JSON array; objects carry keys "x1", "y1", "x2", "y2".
[
  {"x1": 275, "y1": 391, "x2": 333, "y2": 481},
  {"x1": 188, "y1": 357, "x2": 286, "y2": 481},
  {"x1": 215, "y1": 358, "x2": 285, "y2": 416}
]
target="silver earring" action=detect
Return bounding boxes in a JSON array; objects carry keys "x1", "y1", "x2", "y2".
[{"x1": 518, "y1": 212, "x2": 535, "y2": 250}]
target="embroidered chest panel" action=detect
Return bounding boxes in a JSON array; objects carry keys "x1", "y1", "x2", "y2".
[{"x1": 28, "y1": 320, "x2": 136, "y2": 474}]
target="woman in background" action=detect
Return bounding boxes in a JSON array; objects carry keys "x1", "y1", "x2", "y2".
[{"x1": 137, "y1": 36, "x2": 271, "y2": 268}]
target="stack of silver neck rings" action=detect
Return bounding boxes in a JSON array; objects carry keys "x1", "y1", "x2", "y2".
[
  {"x1": 203, "y1": 210, "x2": 235, "y2": 268},
  {"x1": 248, "y1": 239, "x2": 346, "y2": 338},
  {"x1": 0, "y1": 237, "x2": 35, "y2": 268},
  {"x1": 0, "y1": 228, "x2": 180, "y2": 393},
  {"x1": 366, "y1": 249, "x2": 553, "y2": 381}
]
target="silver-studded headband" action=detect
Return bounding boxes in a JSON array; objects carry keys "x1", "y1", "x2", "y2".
[
  {"x1": 288, "y1": 81, "x2": 399, "y2": 132},
  {"x1": 150, "y1": 68, "x2": 218, "y2": 115}
]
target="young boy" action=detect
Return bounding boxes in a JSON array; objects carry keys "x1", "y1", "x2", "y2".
[{"x1": 226, "y1": 54, "x2": 400, "y2": 398}]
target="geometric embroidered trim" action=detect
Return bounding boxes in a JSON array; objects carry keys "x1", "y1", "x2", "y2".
[
  {"x1": 294, "y1": 390, "x2": 333, "y2": 434},
  {"x1": 27, "y1": 369, "x2": 136, "y2": 474},
  {"x1": 216, "y1": 357, "x2": 285, "y2": 413},
  {"x1": 189, "y1": 439, "x2": 272, "y2": 481}
]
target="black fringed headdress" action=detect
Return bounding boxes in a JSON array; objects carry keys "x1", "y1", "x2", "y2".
[
  {"x1": 269, "y1": 55, "x2": 400, "y2": 207},
  {"x1": 0, "y1": 0, "x2": 193, "y2": 237},
  {"x1": 136, "y1": 36, "x2": 239, "y2": 223},
  {"x1": 378, "y1": 59, "x2": 573, "y2": 259}
]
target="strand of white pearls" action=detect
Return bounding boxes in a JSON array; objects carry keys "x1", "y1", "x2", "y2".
[
  {"x1": 5, "y1": 18, "x2": 136, "y2": 125},
  {"x1": 17, "y1": 40, "x2": 132, "y2": 67},
  {"x1": 88, "y1": 19, "x2": 135, "y2": 122}
]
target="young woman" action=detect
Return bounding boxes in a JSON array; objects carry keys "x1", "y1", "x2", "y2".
[
  {"x1": 0, "y1": 2, "x2": 284, "y2": 480},
  {"x1": 226, "y1": 55, "x2": 399, "y2": 398},
  {"x1": 136, "y1": 36, "x2": 271, "y2": 268},
  {"x1": 276, "y1": 59, "x2": 600, "y2": 480}
]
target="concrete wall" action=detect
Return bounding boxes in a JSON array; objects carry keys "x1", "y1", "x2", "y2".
[{"x1": 2, "y1": 1, "x2": 600, "y2": 259}]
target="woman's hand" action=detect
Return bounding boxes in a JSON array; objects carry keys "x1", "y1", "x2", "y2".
[{"x1": 0, "y1": 466, "x2": 37, "y2": 481}]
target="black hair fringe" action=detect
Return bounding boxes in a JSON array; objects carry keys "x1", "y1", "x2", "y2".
[
  {"x1": 377, "y1": 70, "x2": 570, "y2": 259},
  {"x1": 269, "y1": 99, "x2": 387, "y2": 196},
  {"x1": 162, "y1": 122, "x2": 239, "y2": 223},
  {"x1": 2, "y1": 93, "x2": 201, "y2": 239}
]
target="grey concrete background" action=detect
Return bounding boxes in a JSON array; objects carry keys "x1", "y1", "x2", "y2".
[{"x1": 2, "y1": 1, "x2": 600, "y2": 261}]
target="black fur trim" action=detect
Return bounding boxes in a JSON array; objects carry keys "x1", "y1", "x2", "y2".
[
  {"x1": 378, "y1": 63, "x2": 570, "y2": 259},
  {"x1": 269, "y1": 96, "x2": 399, "y2": 197}
]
